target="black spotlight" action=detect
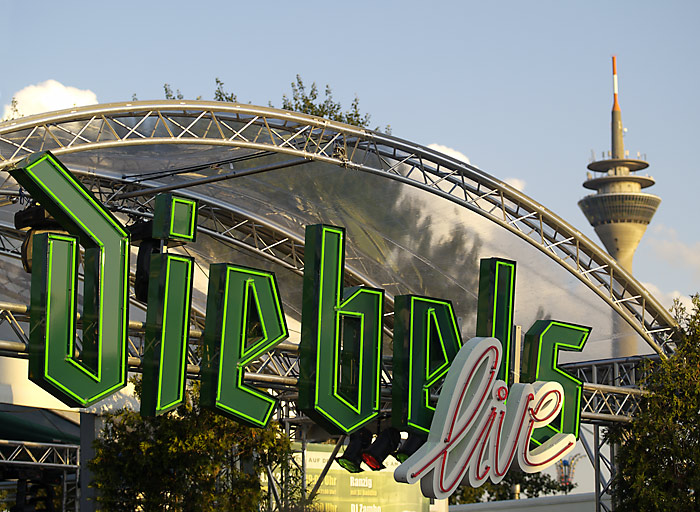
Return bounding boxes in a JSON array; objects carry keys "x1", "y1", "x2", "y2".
[
  {"x1": 394, "y1": 432, "x2": 427, "y2": 463},
  {"x1": 337, "y1": 428, "x2": 372, "y2": 473},
  {"x1": 14, "y1": 205, "x2": 66, "y2": 273},
  {"x1": 362, "y1": 427, "x2": 401, "y2": 471},
  {"x1": 135, "y1": 237, "x2": 159, "y2": 302}
]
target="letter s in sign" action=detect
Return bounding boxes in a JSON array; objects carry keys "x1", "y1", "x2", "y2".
[{"x1": 522, "y1": 320, "x2": 591, "y2": 444}]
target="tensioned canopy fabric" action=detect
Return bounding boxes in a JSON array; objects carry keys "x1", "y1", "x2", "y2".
[{"x1": 0, "y1": 102, "x2": 675, "y2": 364}]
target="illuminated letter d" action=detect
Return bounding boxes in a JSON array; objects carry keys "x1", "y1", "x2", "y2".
[{"x1": 11, "y1": 152, "x2": 129, "y2": 407}]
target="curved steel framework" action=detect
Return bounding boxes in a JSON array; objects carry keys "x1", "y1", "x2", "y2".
[
  {"x1": 0, "y1": 101, "x2": 675, "y2": 358},
  {"x1": 0, "y1": 102, "x2": 672, "y2": 512}
]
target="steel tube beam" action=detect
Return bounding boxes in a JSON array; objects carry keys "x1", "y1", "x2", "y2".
[
  {"x1": 308, "y1": 435, "x2": 346, "y2": 502},
  {"x1": 583, "y1": 382, "x2": 648, "y2": 396},
  {"x1": 112, "y1": 158, "x2": 309, "y2": 200},
  {"x1": 581, "y1": 412, "x2": 632, "y2": 424}
]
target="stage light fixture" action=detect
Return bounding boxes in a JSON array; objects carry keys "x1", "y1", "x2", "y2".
[
  {"x1": 14, "y1": 205, "x2": 66, "y2": 273},
  {"x1": 134, "y1": 237, "x2": 159, "y2": 302},
  {"x1": 362, "y1": 427, "x2": 401, "y2": 471},
  {"x1": 394, "y1": 432, "x2": 427, "y2": 463},
  {"x1": 336, "y1": 428, "x2": 371, "y2": 473}
]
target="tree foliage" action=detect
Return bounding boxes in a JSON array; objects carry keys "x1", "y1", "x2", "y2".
[
  {"x1": 162, "y1": 74, "x2": 388, "y2": 130},
  {"x1": 1, "y1": 97, "x2": 19, "y2": 122},
  {"x1": 90, "y1": 381, "x2": 293, "y2": 511},
  {"x1": 280, "y1": 75, "x2": 371, "y2": 128},
  {"x1": 163, "y1": 83, "x2": 184, "y2": 101},
  {"x1": 210, "y1": 75, "x2": 376, "y2": 129},
  {"x1": 213, "y1": 78, "x2": 237, "y2": 103},
  {"x1": 609, "y1": 294, "x2": 700, "y2": 511}
]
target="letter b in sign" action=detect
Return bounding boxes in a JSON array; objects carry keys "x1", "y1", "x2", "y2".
[{"x1": 299, "y1": 225, "x2": 384, "y2": 434}]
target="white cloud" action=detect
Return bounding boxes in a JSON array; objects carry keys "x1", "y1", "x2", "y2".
[
  {"x1": 640, "y1": 281, "x2": 693, "y2": 312},
  {"x1": 427, "y1": 143, "x2": 471, "y2": 164},
  {"x1": 504, "y1": 177, "x2": 526, "y2": 192},
  {"x1": 3, "y1": 80, "x2": 98, "y2": 119},
  {"x1": 426, "y1": 144, "x2": 526, "y2": 192},
  {"x1": 647, "y1": 224, "x2": 700, "y2": 279}
]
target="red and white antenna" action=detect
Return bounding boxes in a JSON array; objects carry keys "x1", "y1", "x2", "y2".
[{"x1": 612, "y1": 55, "x2": 620, "y2": 112}]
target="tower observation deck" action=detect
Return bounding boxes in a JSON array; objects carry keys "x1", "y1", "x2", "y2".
[{"x1": 578, "y1": 56, "x2": 660, "y2": 272}]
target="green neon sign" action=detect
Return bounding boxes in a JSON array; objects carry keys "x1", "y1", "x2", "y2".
[
  {"x1": 299, "y1": 225, "x2": 384, "y2": 434},
  {"x1": 141, "y1": 253, "x2": 195, "y2": 416},
  {"x1": 11, "y1": 152, "x2": 129, "y2": 408},
  {"x1": 152, "y1": 193, "x2": 198, "y2": 243},
  {"x1": 476, "y1": 258, "x2": 516, "y2": 384},
  {"x1": 392, "y1": 258, "x2": 517, "y2": 434},
  {"x1": 201, "y1": 264, "x2": 289, "y2": 428},
  {"x1": 13, "y1": 152, "x2": 591, "y2": 463},
  {"x1": 141, "y1": 194, "x2": 198, "y2": 416},
  {"x1": 392, "y1": 296, "x2": 462, "y2": 434},
  {"x1": 522, "y1": 320, "x2": 591, "y2": 443}
]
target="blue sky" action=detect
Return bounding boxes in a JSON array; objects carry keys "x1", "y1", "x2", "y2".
[{"x1": 2, "y1": 0, "x2": 699, "y2": 307}]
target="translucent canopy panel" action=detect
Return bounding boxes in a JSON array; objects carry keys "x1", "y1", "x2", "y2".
[
  {"x1": 1, "y1": 102, "x2": 674, "y2": 356},
  {"x1": 47, "y1": 142, "x2": 653, "y2": 362}
]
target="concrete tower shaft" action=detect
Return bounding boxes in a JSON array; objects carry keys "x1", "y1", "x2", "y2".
[{"x1": 578, "y1": 56, "x2": 660, "y2": 273}]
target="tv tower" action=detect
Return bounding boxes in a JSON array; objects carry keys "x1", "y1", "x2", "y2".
[{"x1": 578, "y1": 56, "x2": 660, "y2": 273}]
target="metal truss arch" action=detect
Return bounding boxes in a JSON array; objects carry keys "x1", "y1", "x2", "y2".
[{"x1": 0, "y1": 101, "x2": 675, "y2": 356}]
